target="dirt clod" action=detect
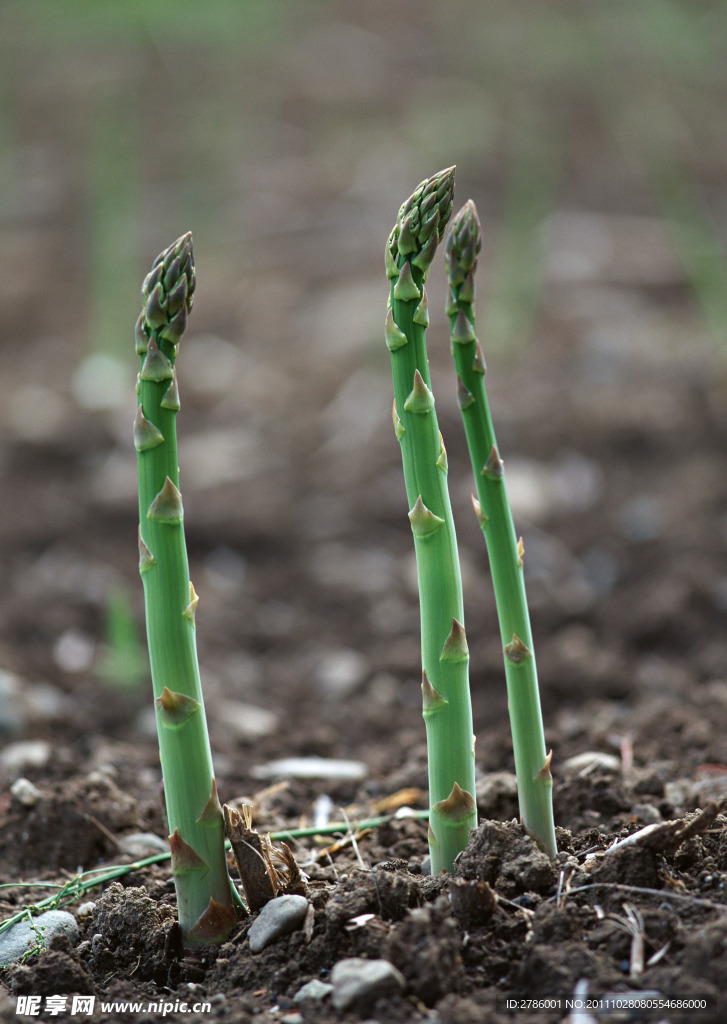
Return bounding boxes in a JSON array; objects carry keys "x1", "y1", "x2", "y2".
[{"x1": 455, "y1": 819, "x2": 558, "y2": 897}]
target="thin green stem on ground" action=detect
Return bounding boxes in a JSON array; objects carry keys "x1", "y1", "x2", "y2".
[
  {"x1": 385, "y1": 168, "x2": 477, "y2": 873},
  {"x1": 135, "y1": 234, "x2": 235, "y2": 943},
  {"x1": 445, "y1": 201, "x2": 556, "y2": 858},
  {"x1": 0, "y1": 810, "x2": 430, "y2": 939}
]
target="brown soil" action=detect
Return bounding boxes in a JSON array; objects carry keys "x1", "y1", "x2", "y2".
[{"x1": 2, "y1": 3, "x2": 727, "y2": 1022}]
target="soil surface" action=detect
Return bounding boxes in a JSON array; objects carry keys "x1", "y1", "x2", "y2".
[{"x1": 2, "y1": 3, "x2": 727, "y2": 1022}]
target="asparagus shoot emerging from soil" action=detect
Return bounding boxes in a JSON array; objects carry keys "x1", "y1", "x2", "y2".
[
  {"x1": 445, "y1": 201, "x2": 557, "y2": 858},
  {"x1": 386, "y1": 168, "x2": 477, "y2": 873},
  {"x1": 135, "y1": 234, "x2": 236, "y2": 942}
]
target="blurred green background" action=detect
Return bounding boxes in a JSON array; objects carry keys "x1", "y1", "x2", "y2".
[{"x1": 3, "y1": 0, "x2": 727, "y2": 379}]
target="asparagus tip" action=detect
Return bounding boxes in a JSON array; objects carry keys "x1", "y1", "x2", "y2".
[
  {"x1": 140, "y1": 233, "x2": 196, "y2": 346},
  {"x1": 446, "y1": 199, "x2": 482, "y2": 282},
  {"x1": 389, "y1": 167, "x2": 457, "y2": 276}
]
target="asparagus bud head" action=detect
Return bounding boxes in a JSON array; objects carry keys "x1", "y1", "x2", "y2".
[
  {"x1": 141, "y1": 232, "x2": 196, "y2": 348},
  {"x1": 445, "y1": 199, "x2": 482, "y2": 286},
  {"x1": 387, "y1": 166, "x2": 456, "y2": 279}
]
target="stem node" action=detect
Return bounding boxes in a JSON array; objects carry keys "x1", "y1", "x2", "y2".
[
  {"x1": 421, "y1": 671, "x2": 448, "y2": 716},
  {"x1": 156, "y1": 687, "x2": 202, "y2": 726},
  {"x1": 183, "y1": 582, "x2": 200, "y2": 625},
  {"x1": 433, "y1": 782, "x2": 477, "y2": 823},
  {"x1": 187, "y1": 898, "x2": 237, "y2": 945},
  {"x1": 140, "y1": 337, "x2": 174, "y2": 382},
  {"x1": 482, "y1": 445, "x2": 504, "y2": 480},
  {"x1": 408, "y1": 496, "x2": 445, "y2": 538},
  {"x1": 403, "y1": 370, "x2": 435, "y2": 415},
  {"x1": 133, "y1": 406, "x2": 164, "y2": 451},
  {"x1": 504, "y1": 635, "x2": 532, "y2": 665},
  {"x1": 393, "y1": 261, "x2": 421, "y2": 302},
  {"x1": 147, "y1": 477, "x2": 184, "y2": 524},
  {"x1": 440, "y1": 619, "x2": 469, "y2": 664}
]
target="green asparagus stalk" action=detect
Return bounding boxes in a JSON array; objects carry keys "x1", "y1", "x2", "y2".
[
  {"x1": 134, "y1": 234, "x2": 236, "y2": 942},
  {"x1": 444, "y1": 201, "x2": 557, "y2": 858},
  {"x1": 385, "y1": 168, "x2": 477, "y2": 873}
]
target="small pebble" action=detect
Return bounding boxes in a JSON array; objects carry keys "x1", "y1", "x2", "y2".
[
  {"x1": 215, "y1": 700, "x2": 278, "y2": 741},
  {"x1": 53, "y1": 629, "x2": 95, "y2": 673},
  {"x1": 293, "y1": 979, "x2": 333, "y2": 1004},
  {"x1": 72, "y1": 353, "x2": 130, "y2": 411},
  {"x1": 617, "y1": 495, "x2": 666, "y2": 543},
  {"x1": 9, "y1": 777, "x2": 42, "y2": 807},
  {"x1": 313, "y1": 649, "x2": 369, "y2": 698},
  {"x1": 0, "y1": 911, "x2": 78, "y2": 966},
  {"x1": 76, "y1": 902, "x2": 96, "y2": 918},
  {"x1": 563, "y1": 751, "x2": 621, "y2": 773},
  {"x1": 248, "y1": 895, "x2": 309, "y2": 953},
  {"x1": 631, "y1": 803, "x2": 662, "y2": 825},
  {"x1": 0, "y1": 740, "x2": 52, "y2": 771},
  {"x1": 0, "y1": 671, "x2": 29, "y2": 733},
  {"x1": 252, "y1": 756, "x2": 366, "y2": 781},
  {"x1": 118, "y1": 832, "x2": 170, "y2": 858},
  {"x1": 331, "y1": 957, "x2": 405, "y2": 1014}
]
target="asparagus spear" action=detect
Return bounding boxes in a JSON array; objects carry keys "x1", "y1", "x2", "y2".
[
  {"x1": 135, "y1": 234, "x2": 236, "y2": 942},
  {"x1": 386, "y1": 169, "x2": 477, "y2": 873},
  {"x1": 445, "y1": 201, "x2": 556, "y2": 857}
]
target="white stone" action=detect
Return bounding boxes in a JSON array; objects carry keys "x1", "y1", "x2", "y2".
[
  {"x1": 293, "y1": 978, "x2": 333, "y2": 1004},
  {"x1": 331, "y1": 957, "x2": 405, "y2": 1013},
  {"x1": 248, "y1": 895, "x2": 309, "y2": 953},
  {"x1": 9, "y1": 777, "x2": 42, "y2": 807},
  {"x1": 0, "y1": 740, "x2": 51, "y2": 771},
  {"x1": 252, "y1": 756, "x2": 366, "y2": 781},
  {"x1": 0, "y1": 911, "x2": 78, "y2": 966}
]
